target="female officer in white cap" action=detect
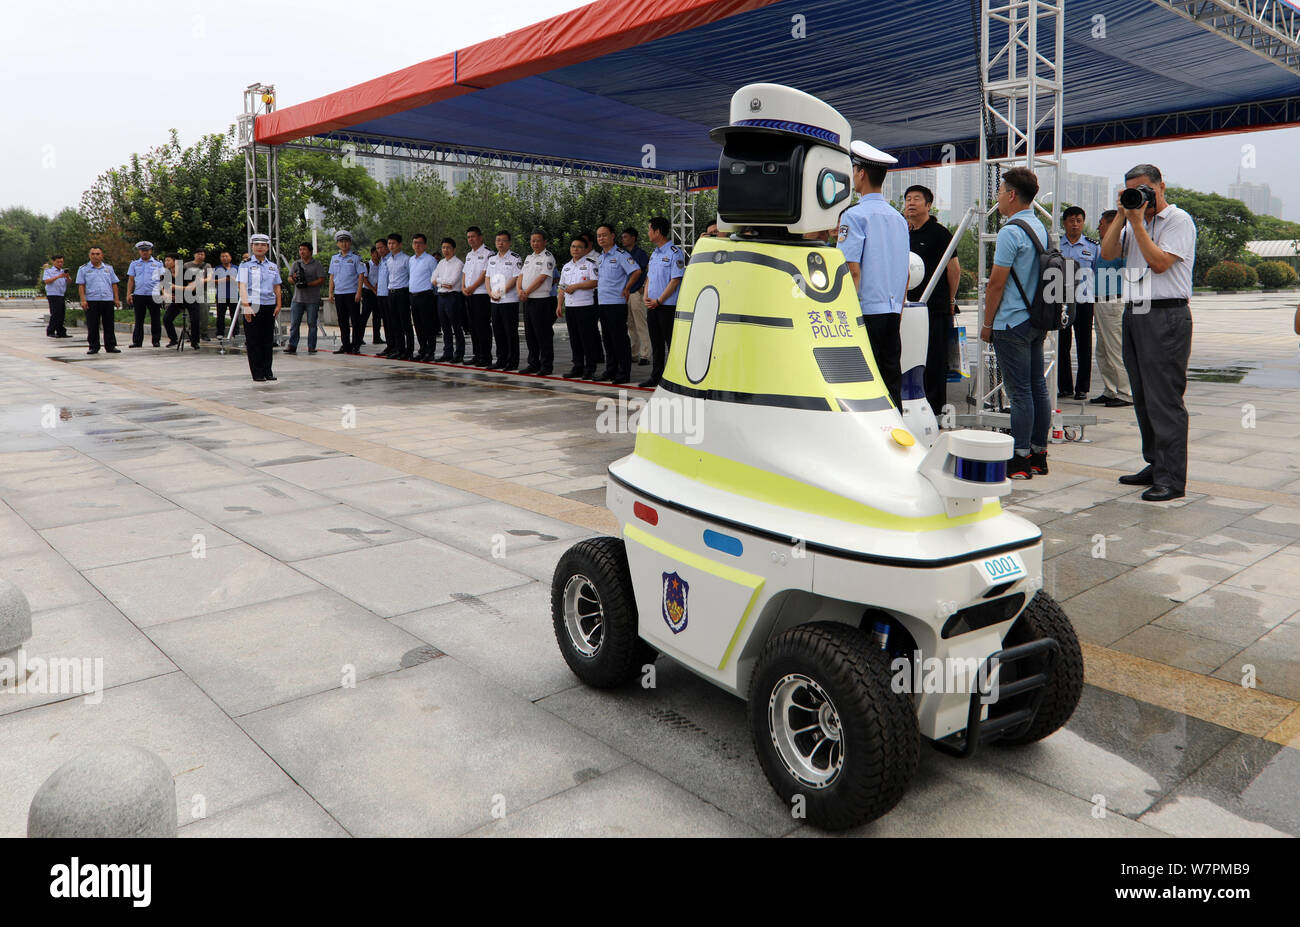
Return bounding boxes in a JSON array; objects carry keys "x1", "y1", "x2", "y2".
[
  {"x1": 837, "y1": 140, "x2": 909, "y2": 407},
  {"x1": 238, "y1": 234, "x2": 282, "y2": 382}
]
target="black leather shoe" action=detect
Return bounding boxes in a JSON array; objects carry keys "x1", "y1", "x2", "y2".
[
  {"x1": 264, "y1": 375, "x2": 278, "y2": 381},
  {"x1": 1118, "y1": 466, "x2": 1154, "y2": 486},
  {"x1": 129, "y1": 343, "x2": 142, "y2": 348},
  {"x1": 334, "y1": 347, "x2": 348, "y2": 354},
  {"x1": 253, "y1": 376, "x2": 266, "y2": 382},
  {"x1": 564, "y1": 367, "x2": 583, "y2": 378},
  {"x1": 637, "y1": 378, "x2": 659, "y2": 388},
  {"x1": 638, "y1": 357, "x2": 649, "y2": 366},
  {"x1": 594, "y1": 370, "x2": 615, "y2": 382},
  {"x1": 1141, "y1": 486, "x2": 1184, "y2": 502},
  {"x1": 106, "y1": 347, "x2": 121, "y2": 353},
  {"x1": 437, "y1": 354, "x2": 454, "y2": 363},
  {"x1": 521, "y1": 365, "x2": 540, "y2": 374},
  {"x1": 452, "y1": 355, "x2": 465, "y2": 364},
  {"x1": 1104, "y1": 396, "x2": 1134, "y2": 407},
  {"x1": 86, "y1": 349, "x2": 99, "y2": 355},
  {"x1": 284, "y1": 348, "x2": 296, "y2": 355},
  {"x1": 1072, "y1": 391, "x2": 1087, "y2": 400},
  {"x1": 1089, "y1": 394, "x2": 1110, "y2": 405}
]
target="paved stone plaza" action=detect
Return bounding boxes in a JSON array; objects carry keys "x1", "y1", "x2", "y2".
[{"x1": 0, "y1": 293, "x2": 1296, "y2": 837}]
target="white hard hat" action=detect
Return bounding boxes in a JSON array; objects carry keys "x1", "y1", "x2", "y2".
[{"x1": 850, "y1": 139, "x2": 899, "y2": 168}]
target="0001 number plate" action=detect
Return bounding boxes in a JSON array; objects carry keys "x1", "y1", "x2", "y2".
[{"x1": 977, "y1": 552, "x2": 1025, "y2": 586}]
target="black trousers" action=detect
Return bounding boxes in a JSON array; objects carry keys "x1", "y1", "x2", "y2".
[
  {"x1": 163, "y1": 303, "x2": 201, "y2": 348},
  {"x1": 491, "y1": 301, "x2": 520, "y2": 368},
  {"x1": 925, "y1": 310, "x2": 953, "y2": 418},
  {"x1": 85, "y1": 301, "x2": 116, "y2": 351},
  {"x1": 597, "y1": 303, "x2": 632, "y2": 380},
  {"x1": 524, "y1": 297, "x2": 556, "y2": 372},
  {"x1": 46, "y1": 295, "x2": 67, "y2": 335},
  {"x1": 646, "y1": 304, "x2": 677, "y2": 383},
  {"x1": 411, "y1": 290, "x2": 437, "y2": 356},
  {"x1": 1123, "y1": 303, "x2": 1192, "y2": 492},
  {"x1": 1057, "y1": 302, "x2": 1094, "y2": 395},
  {"x1": 216, "y1": 301, "x2": 240, "y2": 336},
  {"x1": 244, "y1": 305, "x2": 276, "y2": 380},
  {"x1": 567, "y1": 305, "x2": 601, "y2": 375},
  {"x1": 132, "y1": 295, "x2": 161, "y2": 346},
  {"x1": 375, "y1": 295, "x2": 389, "y2": 349},
  {"x1": 862, "y1": 312, "x2": 903, "y2": 408},
  {"x1": 387, "y1": 287, "x2": 412, "y2": 355},
  {"x1": 468, "y1": 293, "x2": 493, "y2": 363},
  {"x1": 359, "y1": 290, "x2": 383, "y2": 342},
  {"x1": 437, "y1": 291, "x2": 465, "y2": 360},
  {"x1": 334, "y1": 292, "x2": 359, "y2": 351}
]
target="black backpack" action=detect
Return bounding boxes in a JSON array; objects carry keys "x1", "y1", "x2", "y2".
[{"x1": 1006, "y1": 218, "x2": 1076, "y2": 331}]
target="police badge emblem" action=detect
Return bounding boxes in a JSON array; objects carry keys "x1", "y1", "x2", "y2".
[{"x1": 661, "y1": 571, "x2": 688, "y2": 633}]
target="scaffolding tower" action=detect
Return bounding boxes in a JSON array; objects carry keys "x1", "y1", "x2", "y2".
[{"x1": 240, "y1": 84, "x2": 282, "y2": 268}]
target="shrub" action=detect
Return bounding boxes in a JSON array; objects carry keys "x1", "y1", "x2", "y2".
[
  {"x1": 958, "y1": 269, "x2": 976, "y2": 295},
  {"x1": 1239, "y1": 263, "x2": 1258, "y2": 288},
  {"x1": 1256, "y1": 261, "x2": 1299, "y2": 289},
  {"x1": 1205, "y1": 261, "x2": 1247, "y2": 290}
]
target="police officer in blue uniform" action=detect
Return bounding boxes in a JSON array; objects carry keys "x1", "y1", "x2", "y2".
[
  {"x1": 1057, "y1": 206, "x2": 1097, "y2": 400},
  {"x1": 238, "y1": 234, "x2": 282, "y2": 382},
  {"x1": 329, "y1": 230, "x2": 365, "y2": 354},
  {"x1": 593, "y1": 223, "x2": 642, "y2": 383},
  {"x1": 641, "y1": 216, "x2": 684, "y2": 388},
  {"x1": 42, "y1": 256, "x2": 72, "y2": 337},
  {"x1": 75, "y1": 247, "x2": 121, "y2": 354},
  {"x1": 837, "y1": 140, "x2": 910, "y2": 407},
  {"x1": 126, "y1": 241, "x2": 165, "y2": 347}
]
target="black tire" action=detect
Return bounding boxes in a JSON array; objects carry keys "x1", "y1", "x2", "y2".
[
  {"x1": 993, "y1": 591, "x2": 1083, "y2": 746},
  {"x1": 550, "y1": 537, "x2": 656, "y2": 688},
  {"x1": 747, "y1": 622, "x2": 919, "y2": 830}
]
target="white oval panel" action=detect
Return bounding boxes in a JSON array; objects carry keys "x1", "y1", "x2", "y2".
[{"x1": 685, "y1": 285, "x2": 720, "y2": 385}]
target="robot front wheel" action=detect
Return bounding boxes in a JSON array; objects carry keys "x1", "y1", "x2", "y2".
[
  {"x1": 748, "y1": 623, "x2": 920, "y2": 831},
  {"x1": 550, "y1": 536, "x2": 658, "y2": 688},
  {"x1": 991, "y1": 591, "x2": 1084, "y2": 746}
]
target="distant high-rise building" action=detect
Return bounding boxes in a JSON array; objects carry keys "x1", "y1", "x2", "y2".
[
  {"x1": 1228, "y1": 179, "x2": 1281, "y2": 218},
  {"x1": 882, "y1": 167, "x2": 939, "y2": 212}
]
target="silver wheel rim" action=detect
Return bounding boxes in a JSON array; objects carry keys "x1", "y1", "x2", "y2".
[
  {"x1": 563, "y1": 573, "x2": 604, "y2": 657},
  {"x1": 768, "y1": 673, "x2": 844, "y2": 789}
]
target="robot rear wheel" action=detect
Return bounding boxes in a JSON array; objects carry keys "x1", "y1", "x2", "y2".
[
  {"x1": 550, "y1": 536, "x2": 657, "y2": 688},
  {"x1": 748, "y1": 622, "x2": 920, "y2": 830}
]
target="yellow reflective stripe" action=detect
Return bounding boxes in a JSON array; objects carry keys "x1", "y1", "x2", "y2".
[
  {"x1": 624, "y1": 523, "x2": 765, "y2": 670},
  {"x1": 634, "y1": 431, "x2": 1001, "y2": 531}
]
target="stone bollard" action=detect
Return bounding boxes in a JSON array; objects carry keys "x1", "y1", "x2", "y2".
[
  {"x1": 28, "y1": 746, "x2": 177, "y2": 838},
  {"x1": 0, "y1": 578, "x2": 32, "y2": 662}
]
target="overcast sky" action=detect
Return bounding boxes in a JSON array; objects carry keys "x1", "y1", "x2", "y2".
[{"x1": 8, "y1": 0, "x2": 1300, "y2": 222}]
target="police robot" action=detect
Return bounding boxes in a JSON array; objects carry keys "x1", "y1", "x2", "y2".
[{"x1": 550, "y1": 84, "x2": 1082, "y2": 830}]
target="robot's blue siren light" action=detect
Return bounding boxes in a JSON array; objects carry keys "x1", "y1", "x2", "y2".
[
  {"x1": 954, "y1": 458, "x2": 1007, "y2": 484},
  {"x1": 703, "y1": 530, "x2": 743, "y2": 558}
]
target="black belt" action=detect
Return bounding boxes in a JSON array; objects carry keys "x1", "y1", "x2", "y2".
[{"x1": 1125, "y1": 298, "x2": 1188, "y2": 310}]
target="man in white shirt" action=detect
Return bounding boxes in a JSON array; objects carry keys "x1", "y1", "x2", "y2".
[
  {"x1": 519, "y1": 230, "x2": 557, "y2": 375},
  {"x1": 433, "y1": 237, "x2": 465, "y2": 362},
  {"x1": 461, "y1": 226, "x2": 494, "y2": 366},
  {"x1": 1100, "y1": 163, "x2": 1197, "y2": 502},
  {"x1": 485, "y1": 231, "x2": 523, "y2": 371}
]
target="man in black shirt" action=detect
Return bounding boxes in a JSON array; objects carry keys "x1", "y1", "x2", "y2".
[{"x1": 903, "y1": 184, "x2": 961, "y2": 419}]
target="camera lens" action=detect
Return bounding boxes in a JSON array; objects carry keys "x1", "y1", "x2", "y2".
[{"x1": 1119, "y1": 188, "x2": 1144, "y2": 210}]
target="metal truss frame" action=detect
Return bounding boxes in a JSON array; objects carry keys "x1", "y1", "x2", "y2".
[
  {"x1": 1150, "y1": 0, "x2": 1300, "y2": 75},
  {"x1": 240, "y1": 84, "x2": 282, "y2": 269}
]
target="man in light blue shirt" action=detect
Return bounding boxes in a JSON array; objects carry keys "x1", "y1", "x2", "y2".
[
  {"x1": 981, "y1": 167, "x2": 1050, "y2": 478},
  {"x1": 838, "y1": 140, "x2": 909, "y2": 407},
  {"x1": 593, "y1": 223, "x2": 642, "y2": 383},
  {"x1": 408, "y1": 233, "x2": 439, "y2": 360},
  {"x1": 237, "y1": 234, "x2": 282, "y2": 382},
  {"x1": 75, "y1": 247, "x2": 121, "y2": 354},
  {"x1": 640, "y1": 216, "x2": 685, "y2": 388},
  {"x1": 1057, "y1": 206, "x2": 1098, "y2": 400},
  {"x1": 126, "y1": 241, "x2": 165, "y2": 347},
  {"x1": 328, "y1": 230, "x2": 365, "y2": 354},
  {"x1": 42, "y1": 255, "x2": 72, "y2": 338},
  {"x1": 383, "y1": 233, "x2": 413, "y2": 360}
]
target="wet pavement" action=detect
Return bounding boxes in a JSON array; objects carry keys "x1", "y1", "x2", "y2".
[{"x1": 0, "y1": 292, "x2": 1296, "y2": 837}]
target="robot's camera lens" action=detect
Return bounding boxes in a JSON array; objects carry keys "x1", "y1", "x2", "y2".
[
  {"x1": 730, "y1": 163, "x2": 746, "y2": 175},
  {"x1": 763, "y1": 162, "x2": 778, "y2": 174}
]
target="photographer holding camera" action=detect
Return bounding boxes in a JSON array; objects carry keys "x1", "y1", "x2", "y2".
[{"x1": 1099, "y1": 164, "x2": 1197, "y2": 502}]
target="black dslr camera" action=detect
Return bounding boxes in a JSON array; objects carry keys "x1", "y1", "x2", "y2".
[{"x1": 1119, "y1": 184, "x2": 1156, "y2": 211}]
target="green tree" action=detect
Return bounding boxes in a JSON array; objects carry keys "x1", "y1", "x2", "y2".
[
  {"x1": 1166, "y1": 186, "x2": 1255, "y2": 284},
  {"x1": 1250, "y1": 214, "x2": 1300, "y2": 242}
]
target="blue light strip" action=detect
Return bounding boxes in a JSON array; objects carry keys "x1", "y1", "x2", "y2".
[
  {"x1": 703, "y1": 529, "x2": 744, "y2": 558},
  {"x1": 954, "y1": 458, "x2": 1007, "y2": 484},
  {"x1": 732, "y1": 119, "x2": 840, "y2": 146}
]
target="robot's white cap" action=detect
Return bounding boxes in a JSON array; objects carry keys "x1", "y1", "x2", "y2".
[
  {"x1": 710, "y1": 83, "x2": 851, "y2": 153},
  {"x1": 850, "y1": 139, "x2": 898, "y2": 168}
]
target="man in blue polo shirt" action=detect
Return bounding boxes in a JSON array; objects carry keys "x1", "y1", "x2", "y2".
[
  {"x1": 593, "y1": 223, "x2": 641, "y2": 384},
  {"x1": 75, "y1": 247, "x2": 121, "y2": 354},
  {"x1": 838, "y1": 140, "x2": 909, "y2": 408},
  {"x1": 408, "y1": 233, "x2": 439, "y2": 361},
  {"x1": 126, "y1": 241, "x2": 165, "y2": 347},
  {"x1": 384, "y1": 233, "x2": 413, "y2": 360},
  {"x1": 980, "y1": 167, "x2": 1050, "y2": 480},
  {"x1": 641, "y1": 216, "x2": 684, "y2": 388}
]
